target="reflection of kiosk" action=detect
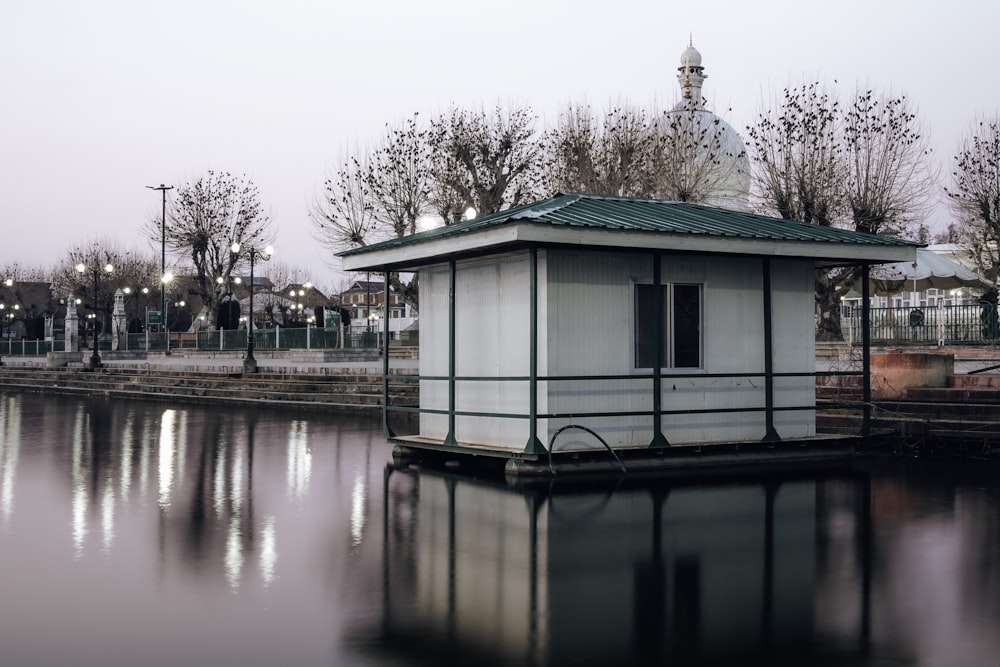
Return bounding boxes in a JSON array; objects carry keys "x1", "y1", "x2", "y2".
[{"x1": 373, "y1": 465, "x2": 874, "y2": 666}]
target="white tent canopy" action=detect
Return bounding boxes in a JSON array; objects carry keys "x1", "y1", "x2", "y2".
[{"x1": 869, "y1": 248, "x2": 991, "y2": 296}]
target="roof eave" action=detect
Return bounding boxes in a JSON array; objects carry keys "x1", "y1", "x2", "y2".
[{"x1": 340, "y1": 222, "x2": 917, "y2": 271}]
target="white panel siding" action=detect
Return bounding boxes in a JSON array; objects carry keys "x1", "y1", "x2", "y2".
[
  {"x1": 454, "y1": 254, "x2": 532, "y2": 447},
  {"x1": 770, "y1": 260, "x2": 817, "y2": 438},
  {"x1": 419, "y1": 263, "x2": 451, "y2": 441},
  {"x1": 545, "y1": 251, "x2": 649, "y2": 449},
  {"x1": 545, "y1": 252, "x2": 816, "y2": 448},
  {"x1": 419, "y1": 249, "x2": 818, "y2": 451}
]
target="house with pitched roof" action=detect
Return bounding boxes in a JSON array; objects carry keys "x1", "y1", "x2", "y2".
[{"x1": 341, "y1": 193, "x2": 918, "y2": 474}]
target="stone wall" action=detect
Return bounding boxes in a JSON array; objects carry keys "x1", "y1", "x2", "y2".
[{"x1": 871, "y1": 352, "x2": 954, "y2": 399}]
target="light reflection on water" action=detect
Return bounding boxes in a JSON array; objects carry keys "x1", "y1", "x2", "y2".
[{"x1": 1, "y1": 391, "x2": 1000, "y2": 666}]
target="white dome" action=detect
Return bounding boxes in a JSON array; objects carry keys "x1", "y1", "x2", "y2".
[
  {"x1": 665, "y1": 41, "x2": 751, "y2": 213},
  {"x1": 679, "y1": 45, "x2": 702, "y2": 68},
  {"x1": 662, "y1": 102, "x2": 750, "y2": 211}
]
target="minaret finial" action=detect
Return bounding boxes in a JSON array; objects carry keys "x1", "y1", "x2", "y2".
[
  {"x1": 677, "y1": 39, "x2": 705, "y2": 104},
  {"x1": 682, "y1": 49, "x2": 692, "y2": 99}
]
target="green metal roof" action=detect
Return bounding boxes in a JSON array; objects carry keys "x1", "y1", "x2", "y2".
[{"x1": 339, "y1": 193, "x2": 919, "y2": 265}]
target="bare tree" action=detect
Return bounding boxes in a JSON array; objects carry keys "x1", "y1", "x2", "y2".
[
  {"x1": 311, "y1": 151, "x2": 377, "y2": 251},
  {"x1": 0, "y1": 262, "x2": 48, "y2": 284},
  {"x1": 148, "y1": 171, "x2": 273, "y2": 327},
  {"x1": 651, "y1": 99, "x2": 748, "y2": 206},
  {"x1": 748, "y1": 82, "x2": 933, "y2": 341},
  {"x1": 0, "y1": 261, "x2": 52, "y2": 338},
  {"x1": 428, "y1": 104, "x2": 545, "y2": 221},
  {"x1": 844, "y1": 90, "x2": 935, "y2": 237},
  {"x1": 748, "y1": 83, "x2": 847, "y2": 341},
  {"x1": 52, "y1": 239, "x2": 159, "y2": 338},
  {"x1": 544, "y1": 98, "x2": 748, "y2": 208},
  {"x1": 946, "y1": 116, "x2": 1000, "y2": 286},
  {"x1": 314, "y1": 105, "x2": 542, "y2": 312},
  {"x1": 747, "y1": 82, "x2": 843, "y2": 225},
  {"x1": 366, "y1": 114, "x2": 432, "y2": 237},
  {"x1": 363, "y1": 115, "x2": 433, "y2": 308},
  {"x1": 544, "y1": 102, "x2": 658, "y2": 197}
]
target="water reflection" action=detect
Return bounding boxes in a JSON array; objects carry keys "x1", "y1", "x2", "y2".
[
  {"x1": 2, "y1": 392, "x2": 1000, "y2": 666},
  {"x1": 376, "y1": 466, "x2": 865, "y2": 666},
  {"x1": 0, "y1": 392, "x2": 391, "y2": 667},
  {"x1": 372, "y1": 462, "x2": 1000, "y2": 667},
  {"x1": 0, "y1": 394, "x2": 20, "y2": 528}
]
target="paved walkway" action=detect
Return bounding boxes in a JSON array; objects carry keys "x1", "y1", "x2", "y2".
[
  {"x1": 2, "y1": 353, "x2": 420, "y2": 375},
  {"x1": 6, "y1": 347, "x2": 1000, "y2": 376}
]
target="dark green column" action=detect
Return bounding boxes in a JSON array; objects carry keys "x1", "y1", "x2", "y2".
[
  {"x1": 762, "y1": 258, "x2": 781, "y2": 442},
  {"x1": 861, "y1": 266, "x2": 872, "y2": 438},
  {"x1": 525, "y1": 246, "x2": 546, "y2": 455},
  {"x1": 383, "y1": 270, "x2": 394, "y2": 438},
  {"x1": 446, "y1": 260, "x2": 457, "y2": 448},
  {"x1": 650, "y1": 252, "x2": 669, "y2": 448}
]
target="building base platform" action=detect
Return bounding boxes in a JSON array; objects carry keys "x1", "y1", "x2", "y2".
[{"x1": 391, "y1": 434, "x2": 862, "y2": 486}]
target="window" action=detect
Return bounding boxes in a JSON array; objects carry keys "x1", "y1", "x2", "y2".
[{"x1": 634, "y1": 283, "x2": 702, "y2": 369}]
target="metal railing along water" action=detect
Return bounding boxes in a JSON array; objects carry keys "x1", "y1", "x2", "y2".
[{"x1": 843, "y1": 304, "x2": 1000, "y2": 346}]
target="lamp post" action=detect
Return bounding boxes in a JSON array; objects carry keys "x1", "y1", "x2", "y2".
[
  {"x1": 231, "y1": 242, "x2": 273, "y2": 373},
  {"x1": 76, "y1": 261, "x2": 114, "y2": 369},
  {"x1": 160, "y1": 272, "x2": 174, "y2": 354},
  {"x1": 0, "y1": 277, "x2": 12, "y2": 366},
  {"x1": 121, "y1": 286, "x2": 143, "y2": 350},
  {"x1": 170, "y1": 300, "x2": 186, "y2": 329},
  {"x1": 146, "y1": 184, "x2": 174, "y2": 336}
]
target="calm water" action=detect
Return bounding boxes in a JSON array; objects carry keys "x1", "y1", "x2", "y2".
[{"x1": 1, "y1": 392, "x2": 999, "y2": 667}]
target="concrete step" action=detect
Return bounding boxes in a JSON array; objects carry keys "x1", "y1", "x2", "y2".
[
  {"x1": 819, "y1": 412, "x2": 1000, "y2": 450},
  {"x1": 0, "y1": 365, "x2": 416, "y2": 414},
  {"x1": 903, "y1": 386, "x2": 1000, "y2": 404}
]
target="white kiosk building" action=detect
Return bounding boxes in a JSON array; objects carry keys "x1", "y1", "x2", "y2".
[{"x1": 341, "y1": 194, "x2": 917, "y2": 474}]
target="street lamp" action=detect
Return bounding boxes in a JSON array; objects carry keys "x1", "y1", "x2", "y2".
[
  {"x1": 147, "y1": 184, "x2": 174, "y2": 335},
  {"x1": 161, "y1": 272, "x2": 174, "y2": 354},
  {"x1": 170, "y1": 300, "x2": 186, "y2": 329},
  {"x1": 0, "y1": 304, "x2": 17, "y2": 367},
  {"x1": 76, "y1": 261, "x2": 114, "y2": 369},
  {"x1": 231, "y1": 242, "x2": 273, "y2": 373},
  {"x1": 0, "y1": 277, "x2": 12, "y2": 367}
]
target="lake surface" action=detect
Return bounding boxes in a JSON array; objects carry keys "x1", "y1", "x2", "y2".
[{"x1": 1, "y1": 391, "x2": 999, "y2": 666}]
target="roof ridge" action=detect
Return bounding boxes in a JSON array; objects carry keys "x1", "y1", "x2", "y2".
[{"x1": 518, "y1": 193, "x2": 582, "y2": 219}]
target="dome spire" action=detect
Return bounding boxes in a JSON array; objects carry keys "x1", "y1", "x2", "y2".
[{"x1": 677, "y1": 39, "x2": 706, "y2": 103}]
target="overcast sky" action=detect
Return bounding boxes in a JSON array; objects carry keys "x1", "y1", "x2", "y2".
[{"x1": 2, "y1": 0, "x2": 996, "y2": 291}]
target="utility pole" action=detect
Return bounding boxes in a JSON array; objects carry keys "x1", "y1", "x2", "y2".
[{"x1": 146, "y1": 184, "x2": 174, "y2": 341}]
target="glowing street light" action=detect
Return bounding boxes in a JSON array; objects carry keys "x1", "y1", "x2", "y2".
[
  {"x1": 0, "y1": 277, "x2": 13, "y2": 366},
  {"x1": 231, "y1": 242, "x2": 273, "y2": 373},
  {"x1": 76, "y1": 261, "x2": 114, "y2": 369}
]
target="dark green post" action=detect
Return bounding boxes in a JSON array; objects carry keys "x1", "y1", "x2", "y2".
[
  {"x1": 525, "y1": 246, "x2": 546, "y2": 455},
  {"x1": 382, "y1": 270, "x2": 393, "y2": 438},
  {"x1": 650, "y1": 252, "x2": 669, "y2": 448},
  {"x1": 861, "y1": 266, "x2": 872, "y2": 437},
  {"x1": 761, "y1": 258, "x2": 781, "y2": 442},
  {"x1": 446, "y1": 260, "x2": 457, "y2": 448}
]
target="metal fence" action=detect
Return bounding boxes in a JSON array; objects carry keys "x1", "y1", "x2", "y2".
[
  {"x1": 0, "y1": 339, "x2": 61, "y2": 356},
  {"x1": 0, "y1": 326, "x2": 419, "y2": 356},
  {"x1": 843, "y1": 304, "x2": 1000, "y2": 346}
]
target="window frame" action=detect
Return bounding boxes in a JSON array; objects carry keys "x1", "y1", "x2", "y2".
[{"x1": 632, "y1": 281, "x2": 704, "y2": 371}]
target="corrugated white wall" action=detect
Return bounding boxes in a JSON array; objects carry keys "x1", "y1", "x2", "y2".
[
  {"x1": 419, "y1": 249, "x2": 817, "y2": 451},
  {"x1": 545, "y1": 251, "x2": 816, "y2": 448},
  {"x1": 419, "y1": 253, "x2": 534, "y2": 448},
  {"x1": 418, "y1": 262, "x2": 450, "y2": 442}
]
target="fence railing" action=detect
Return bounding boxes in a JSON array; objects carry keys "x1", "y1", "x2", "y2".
[
  {"x1": 843, "y1": 304, "x2": 1000, "y2": 346},
  {"x1": 0, "y1": 339, "x2": 60, "y2": 356},
  {"x1": 0, "y1": 326, "x2": 419, "y2": 356}
]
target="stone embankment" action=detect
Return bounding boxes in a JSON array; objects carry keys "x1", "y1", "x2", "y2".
[
  {"x1": 817, "y1": 344, "x2": 1000, "y2": 454},
  {"x1": 0, "y1": 353, "x2": 419, "y2": 415}
]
